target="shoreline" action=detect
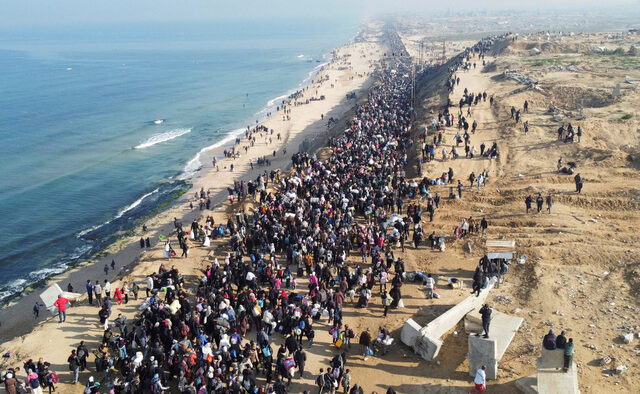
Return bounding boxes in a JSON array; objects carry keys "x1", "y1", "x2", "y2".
[
  {"x1": 0, "y1": 57, "x2": 333, "y2": 308},
  {"x1": 0, "y1": 36, "x2": 383, "y2": 341},
  {"x1": 0, "y1": 56, "x2": 334, "y2": 306}
]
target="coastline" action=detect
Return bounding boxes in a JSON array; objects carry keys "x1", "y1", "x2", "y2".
[{"x1": 0, "y1": 36, "x2": 383, "y2": 341}]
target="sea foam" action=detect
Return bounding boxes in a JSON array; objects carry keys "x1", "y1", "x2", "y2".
[{"x1": 135, "y1": 128, "x2": 191, "y2": 149}]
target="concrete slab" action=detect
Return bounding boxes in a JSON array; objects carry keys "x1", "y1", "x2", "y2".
[
  {"x1": 537, "y1": 349, "x2": 580, "y2": 394},
  {"x1": 415, "y1": 277, "x2": 496, "y2": 361},
  {"x1": 468, "y1": 335, "x2": 498, "y2": 379},
  {"x1": 467, "y1": 309, "x2": 523, "y2": 380},
  {"x1": 464, "y1": 314, "x2": 483, "y2": 334},
  {"x1": 401, "y1": 318, "x2": 423, "y2": 348},
  {"x1": 413, "y1": 328, "x2": 442, "y2": 361},
  {"x1": 514, "y1": 375, "x2": 538, "y2": 394}
]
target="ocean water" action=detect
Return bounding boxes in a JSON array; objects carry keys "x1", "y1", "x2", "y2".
[{"x1": 0, "y1": 19, "x2": 357, "y2": 301}]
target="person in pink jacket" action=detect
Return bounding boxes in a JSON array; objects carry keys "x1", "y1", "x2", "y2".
[{"x1": 53, "y1": 295, "x2": 69, "y2": 323}]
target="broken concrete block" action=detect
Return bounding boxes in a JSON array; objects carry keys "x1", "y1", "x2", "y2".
[{"x1": 401, "y1": 318, "x2": 422, "y2": 348}]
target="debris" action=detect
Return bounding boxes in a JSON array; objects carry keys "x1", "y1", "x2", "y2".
[
  {"x1": 615, "y1": 365, "x2": 628, "y2": 374},
  {"x1": 503, "y1": 69, "x2": 538, "y2": 86},
  {"x1": 547, "y1": 228, "x2": 582, "y2": 236},
  {"x1": 598, "y1": 356, "x2": 612, "y2": 366},
  {"x1": 621, "y1": 333, "x2": 634, "y2": 344}
]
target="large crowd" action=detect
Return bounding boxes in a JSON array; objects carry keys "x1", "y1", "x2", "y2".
[{"x1": 2, "y1": 33, "x2": 506, "y2": 394}]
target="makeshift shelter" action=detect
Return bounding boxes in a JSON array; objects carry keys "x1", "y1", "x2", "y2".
[{"x1": 485, "y1": 239, "x2": 516, "y2": 261}]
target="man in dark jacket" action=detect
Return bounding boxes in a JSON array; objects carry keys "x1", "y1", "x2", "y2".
[
  {"x1": 536, "y1": 194, "x2": 544, "y2": 214},
  {"x1": 543, "y1": 329, "x2": 557, "y2": 350},
  {"x1": 525, "y1": 195, "x2": 533, "y2": 213},
  {"x1": 294, "y1": 346, "x2": 307, "y2": 377},
  {"x1": 479, "y1": 304, "x2": 492, "y2": 338},
  {"x1": 471, "y1": 265, "x2": 483, "y2": 297},
  {"x1": 555, "y1": 330, "x2": 567, "y2": 349},
  {"x1": 285, "y1": 332, "x2": 298, "y2": 355},
  {"x1": 480, "y1": 217, "x2": 488, "y2": 237},
  {"x1": 68, "y1": 350, "x2": 80, "y2": 383}
]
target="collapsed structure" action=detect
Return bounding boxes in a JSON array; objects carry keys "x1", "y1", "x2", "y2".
[{"x1": 401, "y1": 239, "x2": 524, "y2": 381}]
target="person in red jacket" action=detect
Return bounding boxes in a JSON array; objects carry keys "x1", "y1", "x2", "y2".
[
  {"x1": 113, "y1": 288, "x2": 123, "y2": 305},
  {"x1": 53, "y1": 295, "x2": 69, "y2": 323}
]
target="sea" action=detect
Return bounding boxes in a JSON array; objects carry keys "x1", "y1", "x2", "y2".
[{"x1": 0, "y1": 18, "x2": 358, "y2": 302}]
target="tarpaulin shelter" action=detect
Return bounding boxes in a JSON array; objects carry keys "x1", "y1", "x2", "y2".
[{"x1": 485, "y1": 239, "x2": 516, "y2": 261}]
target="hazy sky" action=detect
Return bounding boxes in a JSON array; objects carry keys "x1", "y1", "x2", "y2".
[{"x1": 2, "y1": 0, "x2": 639, "y2": 27}]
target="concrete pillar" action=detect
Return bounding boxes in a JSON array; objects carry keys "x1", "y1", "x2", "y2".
[{"x1": 468, "y1": 335, "x2": 498, "y2": 380}]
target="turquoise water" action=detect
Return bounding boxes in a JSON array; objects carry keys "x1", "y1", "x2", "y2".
[{"x1": 0, "y1": 19, "x2": 357, "y2": 301}]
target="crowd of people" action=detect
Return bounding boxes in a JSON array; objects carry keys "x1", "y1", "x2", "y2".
[{"x1": 1, "y1": 33, "x2": 527, "y2": 394}]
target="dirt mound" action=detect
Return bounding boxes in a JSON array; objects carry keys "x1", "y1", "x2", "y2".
[
  {"x1": 546, "y1": 85, "x2": 614, "y2": 109},
  {"x1": 505, "y1": 40, "x2": 581, "y2": 55}
]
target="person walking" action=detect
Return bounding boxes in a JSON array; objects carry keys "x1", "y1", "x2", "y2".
[
  {"x1": 316, "y1": 368, "x2": 326, "y2": 394},
  {"x1": 480, "y1": 217, "x2": 488, "y2": 237},
  {"x1": 536, "y1": 193, "x2": 543, "y2": 214},
  {"x1": 381, "y1": 290, "x2": 391, "y2": 317},
  {"x1": 546, "y1": 194, "x2": 553, "y2": 214},
  {"x1": 294, "y1": 346, "x2": 306, "y2": 377},
  {"x1": 525, "y1": 195, "x2": 533, "y2": 214},
  {"x1": 77, "y1": 341, "x2": 89, "y2": 371},
  {"x1": 359, "y1": 328, "x2": 372, "y2": 361},
  {"x1": 577, "y1": 126, "x2": 582, "y2": 143},
  {"x1": 33, "y1": 302, "x2": 40, "y2": 319},
  {"x1": 574, "y1": 173, "x2": 583, "y2": 193},
  {"x1": 67, "y1": 350, "x2": 80, "y2": 384},
  {"x1": 146, "y1": 275, "x2": 154, "y2": 297},
  {"x1": 342, "y1": 369, "x2": 351, "y2": 394},
  {"x1": 470, "y1": 365, "x2": 486, "y2": 393},
  {"x1": 86, "y1": 280, "x2": 93, "y2": 305},
  {"x1": 104, "y1": 279, "x2": 111, "y2": 299},
  {"x1": 53, "y1": 294, "x2": 69, "y2": 323},
  {"x1": 3, "y1": 371, "x2": 22, "y2": 394},
  {"x1": 94, "y1": 280, "x2": 102, "y2": 306},
  {"x1": 27, "y1": 369, "x2": 43, "y2": 394}
]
